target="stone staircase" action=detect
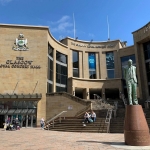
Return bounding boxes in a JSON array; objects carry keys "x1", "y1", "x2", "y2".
[
  {"x1": 45, "y1": 118, "x2": 108, "y2": 133},
  {"x1": 109, "y1": 108, "x2": 150, "y2": 133}
]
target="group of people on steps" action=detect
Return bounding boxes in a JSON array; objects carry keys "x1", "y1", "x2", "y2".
[{"x1": 82, "y1": 110, "x2": 96, "y2": 126}]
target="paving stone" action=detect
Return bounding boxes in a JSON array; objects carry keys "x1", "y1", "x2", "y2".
[{"x1": 0, "y1": 128, "x2": 150, "y2": 150}]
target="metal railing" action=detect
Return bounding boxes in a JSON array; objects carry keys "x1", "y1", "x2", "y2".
[
  {"x1": 105, "y1": 109, "x2": 113, "y2": 133},
  {"x1": 121, "y1": 94, "x2": 127, "y2": 107},
  {"x1": 46, "y1": 111, "x2": 67, "y2": 130},
  {"x1": 75, "y1": 104, "x2": 92, "y2": 118}
]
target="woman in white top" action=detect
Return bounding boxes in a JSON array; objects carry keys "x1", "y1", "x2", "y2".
[{"x1": 91, "y1": 111, "x2": 96, "y2": 122}]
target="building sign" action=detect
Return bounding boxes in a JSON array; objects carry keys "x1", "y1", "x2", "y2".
[
  {"x1": 71, "y1": 42, "x2": 116, "y2": 48},
  {"x1": 12, "y1": 34, "x2": 29, "y2": 51},
  {"x1": 0, "y1": 57, "x2": 41, "y2": 69},
  {"x1": 88, "y1": 53, "x2": 96, "y2": 69}
]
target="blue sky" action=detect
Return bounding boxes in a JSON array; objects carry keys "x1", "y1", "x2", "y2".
[{"x1": 0, "y1": 0, "x2": 150, "y2": 46}]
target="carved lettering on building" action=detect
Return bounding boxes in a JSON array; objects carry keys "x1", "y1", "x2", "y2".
[
  {"x1": 0, "y1": 57, "x2": 41, "y2": 69},
  {"x1": 71, "y1": 42, "x2": 116, "y2": 48}
]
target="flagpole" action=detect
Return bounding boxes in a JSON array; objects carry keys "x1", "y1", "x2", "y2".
[
  {"x1": 73, "y1": 13, "x2": 75, "y2": 40},
  {"x1": 107, "y1": 16, "x2": 110, "y2": 41}
]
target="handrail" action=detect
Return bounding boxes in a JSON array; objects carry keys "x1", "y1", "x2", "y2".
[
  {"x1": 105, "y1": 109, "x2": 112, "y2": 133},
  {"x1": 121, "y1": 94, "x2": 127, "y2": 107},
  {"x1": 46, "y1": 111, "x2": 67, "y2": 129},
  {"x1": 75, "y1": 104, "x2": 91, "y2": 118}
]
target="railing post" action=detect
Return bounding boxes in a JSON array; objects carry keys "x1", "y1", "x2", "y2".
[
  {"x1": 53, "y1": 120, "x2": 54, "y2": 128},
  {"x1": 59, "y1": 117, "x2": 61, "y2": 123}
]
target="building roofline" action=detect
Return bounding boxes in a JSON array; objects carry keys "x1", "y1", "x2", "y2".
[
  {"x1": 119, "y1": 45, "x2": 134, "y2": 50},
  {"x1": 132, "y1": 22, "x2": 150, "y2": 34},
  {"x1": 62, "y1": 36, "x2": 121, "y2": 44},
  {"x1": 0, "y1": 23, "x2": 49, "y2": 29},
  {"x1": 0, "y1": 23, "x2": 68, "y2": 48}
]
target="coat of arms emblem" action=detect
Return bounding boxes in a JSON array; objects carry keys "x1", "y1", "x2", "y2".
[{"x1": 12, "y1": 34, "x2": 29, "y2": 51}]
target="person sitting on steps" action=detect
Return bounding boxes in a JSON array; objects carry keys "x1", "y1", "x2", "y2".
[
  {"x1": 82, "y1": 112, "x2": 90, "y2": 124},
  {"x1": 91, "y1": 110, "x2": 96, "y2": 122}
]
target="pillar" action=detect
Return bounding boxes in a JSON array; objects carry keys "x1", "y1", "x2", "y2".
[
  {"x1": 31, "y1": 115, "x2": 33, "y2": 127},
  {"x1": 83, "y1": 88, "x2": 89, "y2": 100},
  {"x1": 26, "y1": 115, "x2": 28, "y2": 128}
]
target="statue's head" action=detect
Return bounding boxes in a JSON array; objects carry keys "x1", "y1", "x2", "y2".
[{"x1": 128, "y1": 59, "x2": 132, "y2": 67}]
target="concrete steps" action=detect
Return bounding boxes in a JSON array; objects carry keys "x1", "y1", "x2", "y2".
[
  {"x1": 45, "y1": 118, "x2": 107, "y2": 133},
  {"x1": 110, "y1": 117, "x2": 150, "y2": 133}
]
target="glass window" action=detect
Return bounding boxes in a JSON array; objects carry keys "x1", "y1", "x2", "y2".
[
  {"x1": 56, "y1": 51, "x2": 67, "y2": 64},
  {"x1": 48, "y1": 58, "x2": 53, "y2": 81},
  {"x1": 106, "y1": 52, "x2": 114, "y2": 69},
  {"x1": 89, "y1": 71, "x2": 96, "y2": 79},
  {"x1": 61, "y1": 75, "x2": 67, "y2": 85},
  {"x1": 48, "y1": 43, "x2": 53, "y2": 58},
  {"x1": 56, "y1": 51, "x2": 67, "y2": 92},
  {"x1": 73, "y1": 51, "x2": 79, "y2": 77},
  {"x1": 56, "y1": 73, "x2": 61, "y2": 83},
  {"x1": 107, "y1": 70, "x2": 115, "y2": 78},
  {"x1": 73, "y1": 68, "x2": 79, "y2": 77},
  {"x1": 47, "y1": 82, "x2": 52, "y2": 93},
  {"x1": 56, "y1": 86, "x2": 66, "y2": 92},
  {"x1": 73, "y1": 51, "x2": 79, "y2": 68},
  {"x1": 61, "y1": 65, "x2": 67, "y2": 75},
  {"x1": 88, "y1": 53, "x2": 96, "y2": 79},
  {"x1": 56, "y1": 64, "x2": 61, "y2": 74},
  {"x1": 106, "y1": 52, "x2": 114, "y2": 78}
]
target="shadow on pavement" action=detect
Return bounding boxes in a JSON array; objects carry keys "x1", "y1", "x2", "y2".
[{"x1": 76, "y1": 141, "x2": 125, "y2": 145}]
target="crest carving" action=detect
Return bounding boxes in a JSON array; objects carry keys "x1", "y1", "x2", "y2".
[{"x1": 12, "y1": 34, "x2": 29, "y2": 51}]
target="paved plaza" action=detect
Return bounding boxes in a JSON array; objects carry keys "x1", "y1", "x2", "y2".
[{"x1": 0, "y1": 128, "x2": 150, "y2": 150}]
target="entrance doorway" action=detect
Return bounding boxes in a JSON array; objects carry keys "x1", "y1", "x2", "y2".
[{"x1": 0, "y1": 115, "x2": 4, "y2": 128}]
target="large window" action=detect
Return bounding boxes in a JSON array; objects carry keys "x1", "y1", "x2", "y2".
[
  {"x1": 47, "y1": 43, "x2": 53, "y2": 93},
  {"x1": 72, "y1": 51, "x2": 79, "y2": 77},
  {"x1": 106, "y1": 52, "x2": 114, "y2": 78},
  {"x1": 143, "y1": 41, "x2": 150, "y2": 94},
  {"x1": 88, "y1": 53, "x2": 96, "y2": 79},
  {"x1": 56, "y1": 51, "x2": 67, "y2": 92}
]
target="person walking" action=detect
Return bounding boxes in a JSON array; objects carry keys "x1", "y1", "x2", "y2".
[{"x1": 40, "y1": 118, "x2": 45, "y2": 130}]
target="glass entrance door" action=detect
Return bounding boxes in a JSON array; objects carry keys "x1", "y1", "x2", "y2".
[{"x1": 0, "y1": 115, "x2": 4, "y2": 128}]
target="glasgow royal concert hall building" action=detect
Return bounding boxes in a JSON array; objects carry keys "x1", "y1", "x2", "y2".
[{"x1": 0, "y1": 22, "x2": 150, "y2": 127}]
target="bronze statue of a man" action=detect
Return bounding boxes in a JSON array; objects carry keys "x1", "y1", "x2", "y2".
[{"x1": 124, "y1": 59, "x2": 138, "y2": 105}]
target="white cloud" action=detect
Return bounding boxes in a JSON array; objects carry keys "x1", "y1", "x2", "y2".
[
  {"x1": 48, "y1": 15, "x2": 73, "y2": 33},
  {"x1": 0, "y1": 0, "x2": 12, "y2": 5}
]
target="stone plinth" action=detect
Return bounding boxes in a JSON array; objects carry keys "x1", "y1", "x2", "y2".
[{"x1": 124, "y1": 105, "x2": 150, "y2": 146}]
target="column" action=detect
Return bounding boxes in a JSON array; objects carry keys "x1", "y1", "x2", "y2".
[
  {"x1": 72, "y1": 86, "x2": 75, "y2": 96},
  {"x1": 83, "y1": 88, "x2": 89, "y2": 100},
  {"x1": 26, "y1": 115, "x2": 28, "y2": 128},
  {"x1": 11, "y1": 115, "x2": 13, "y2": 124},
  {"x1": 31, "y1": 115, "x2": 33, "y2": 127},
  {"x1": 83, "y1": 52, "x2": 89, "y2": 78},
  {"x1": 20, "y1": 115, "x2": 23, "y2": 127},
  {"x1": 79, "y1": 51, "x2": 83, "y2": 78},
  {"x1": 53, "y1": 49, "x2": 56, "y2": 92},
  {"x1": 96, "y1": 53, "x2": 100, "y2": 79}
]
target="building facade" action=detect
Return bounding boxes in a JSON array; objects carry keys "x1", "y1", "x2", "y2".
[{"x1": 0, "y1": 22, "x2": 150, "y2": 127}]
